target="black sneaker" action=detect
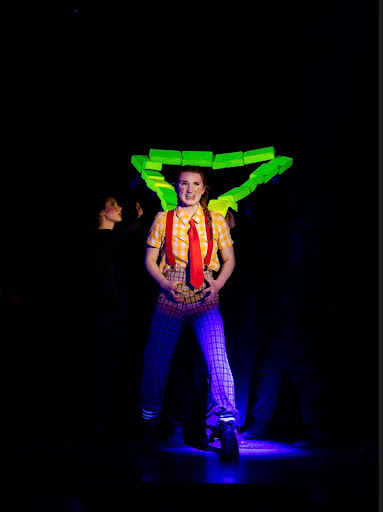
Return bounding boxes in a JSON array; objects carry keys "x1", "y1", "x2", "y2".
[{"x1": 218, "y1": 421, "x2": 239, "y2": 462}]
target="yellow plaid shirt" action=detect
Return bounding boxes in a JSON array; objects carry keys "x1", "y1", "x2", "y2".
[{"x1": 146, "y1": 204, "x2": 234, "y2": 274}]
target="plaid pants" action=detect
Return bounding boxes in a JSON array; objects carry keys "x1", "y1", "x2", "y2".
[{"x1": 139, "y1": 267, "x2": 237, "y2": 420}]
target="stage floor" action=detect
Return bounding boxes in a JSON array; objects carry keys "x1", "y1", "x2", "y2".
[{"x1": 5, "y1": 426, "x2": 379, "y2": 511}]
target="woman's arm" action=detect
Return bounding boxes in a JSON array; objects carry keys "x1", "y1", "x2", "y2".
[
  {"x1": 215, "y1": 245, "x2": 236, "y2": 288},
  {"x1": 203, "y1": 244, "x2": 236, "y2": 302},
  {"x1": 145, "y1": 245, "x2": 184, "y2": 301},
  {"x1": 145, "y1": 246, "x2": 168, "y2": 288}
]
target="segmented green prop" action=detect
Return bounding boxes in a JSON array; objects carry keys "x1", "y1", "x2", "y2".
[{"x1": 131, "y1": 148, "x2": 293, "y2": 217}]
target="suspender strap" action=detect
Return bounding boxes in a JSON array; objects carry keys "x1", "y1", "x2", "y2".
[
  {"x1": 165, "y1": 209, "x2": 176, "y2": 266},
  {"x1": 166, "y1": 209, "x2": 213, "y2": 267},
  {"x1": 204, "y1": 215, "x2": 213, "y2": 266}
]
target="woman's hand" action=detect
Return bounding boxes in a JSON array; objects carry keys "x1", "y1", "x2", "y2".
[
  {"x1": 201, "y1": 276, "x2": 222, "y2": 303},
  {"x1": 225, "y1": 210, "x2": 236, "y2": 229},
  {"x1": 161, "y1": 280, "x2": 184, "y2": 302}
]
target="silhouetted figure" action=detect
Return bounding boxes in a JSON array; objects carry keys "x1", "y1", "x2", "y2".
[
  {"x1": 242, "y1": 215, "x2": 328, "y2": 447},
  {"x1": 73, "y1": 191, "x2": 146, "y2": 443}
]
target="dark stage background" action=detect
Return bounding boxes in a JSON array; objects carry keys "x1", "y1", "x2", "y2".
[{"x1": 2, "y1": 1, "x2": 378, "y2": 451}]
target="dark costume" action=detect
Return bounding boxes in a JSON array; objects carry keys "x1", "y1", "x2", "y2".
[
  {"x1": 243, "y1": 214, "x2": 327, "y2": 444},
  {"x1": 77, "y1": 218, "x2": 147, "y2": 440}
]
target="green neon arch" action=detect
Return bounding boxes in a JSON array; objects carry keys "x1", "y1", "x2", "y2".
[{"x1": 131, "y1": 147, "x2": 293, "y2": 217}]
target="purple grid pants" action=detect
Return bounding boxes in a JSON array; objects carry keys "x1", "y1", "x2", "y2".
[{"x1": 139, "y1": 267, "x2": 237, "y2": 420}]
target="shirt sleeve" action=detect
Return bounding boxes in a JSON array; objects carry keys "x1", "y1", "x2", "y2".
[
  {"x1": 215, "y1": 212, "x2": 234, "y2": 250},
  {"x1": 146, "y1": 212, "x2": 166, "y2": 248}
]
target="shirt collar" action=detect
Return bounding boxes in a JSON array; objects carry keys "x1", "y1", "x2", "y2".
[{"x1": 176, "y1": 204, "x2": 205, "y2": 226}]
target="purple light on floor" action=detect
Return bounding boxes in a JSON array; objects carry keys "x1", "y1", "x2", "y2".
[
  {"x1": 221, "y1": 476, "x2": 237, "y2": 483},
  {"x1": 231, "y1": 439, "x2": 314, "y2": 461},
  {"x1": 137, "y1": 439, "x2": 318, "y2": 484}
]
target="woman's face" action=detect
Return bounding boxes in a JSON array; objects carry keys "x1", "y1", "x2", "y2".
[
  {"x1": 102, "y1": 197, "x2": 122, "y2": 224},
  {"x1": 175, "y1": 171, "x2": 206, "y2": 209}
]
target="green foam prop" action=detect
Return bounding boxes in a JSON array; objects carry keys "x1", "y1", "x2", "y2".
[
  {"x1": 218, "y1": 184, "x2": 252, "y2": 202},
  {"x1": 258, "y1": 160, "x2": 279, "y2": 183},
  {"x1": 157, "y1": 186, "x2": 178, "y2": 211},
  {"x1": 131, "y1": 147, "x2": 292, "y2": 217},
  {"x1": 144, "y1": 178, "x2": 161, "y2": 193},
  {"x1": 144, "y1": 178, "x2": 172, "y2": 194},
  {"x1": 242, "y1": 177, "x2": 259, "y2": 192},
  {"x1": 131, "y1": 155, "x2": 163, "y2": 172},
  {"x1": 208, "y1": 199, "x2": 238, "y2": 216},
  {"x1": 182, "y1": 151, "x2": 214, "y2": 167},
  {"x1": 149, "y1": 149, "x2": 182, "y2": 165},
  {"x1": 212, "y1": 151, "x2": 244, "y2": 169},
  {"x1": 131, "y1": 155, "x2": 149, "y2": 173},
  {"x1": 141, "y1": 169, "x2": 165, "y2": 181},
  {"x1": 274, "y1": 155, "x2": 293, "y2": 174},
  {"x1": 249, "y1": 165, "x2": 267, "y2": 183},
  {"x1": 263, "y1": 167, "x2": 279, "y2": 183},
  {"x1": 145, "y1": 160, "x2": 163, "y2": 171},
  {"x1": 243, "y1": 146, "x2": 275, "y2": 164}
]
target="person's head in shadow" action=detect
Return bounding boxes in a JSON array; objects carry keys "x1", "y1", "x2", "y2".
[{"x1": 85, "y1": 187, "x2": 142, "y2": 231}]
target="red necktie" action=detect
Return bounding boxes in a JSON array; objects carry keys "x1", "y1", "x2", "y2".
[{"x1": 188, "y1": 218, "x2": 204, "y2": 289}]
